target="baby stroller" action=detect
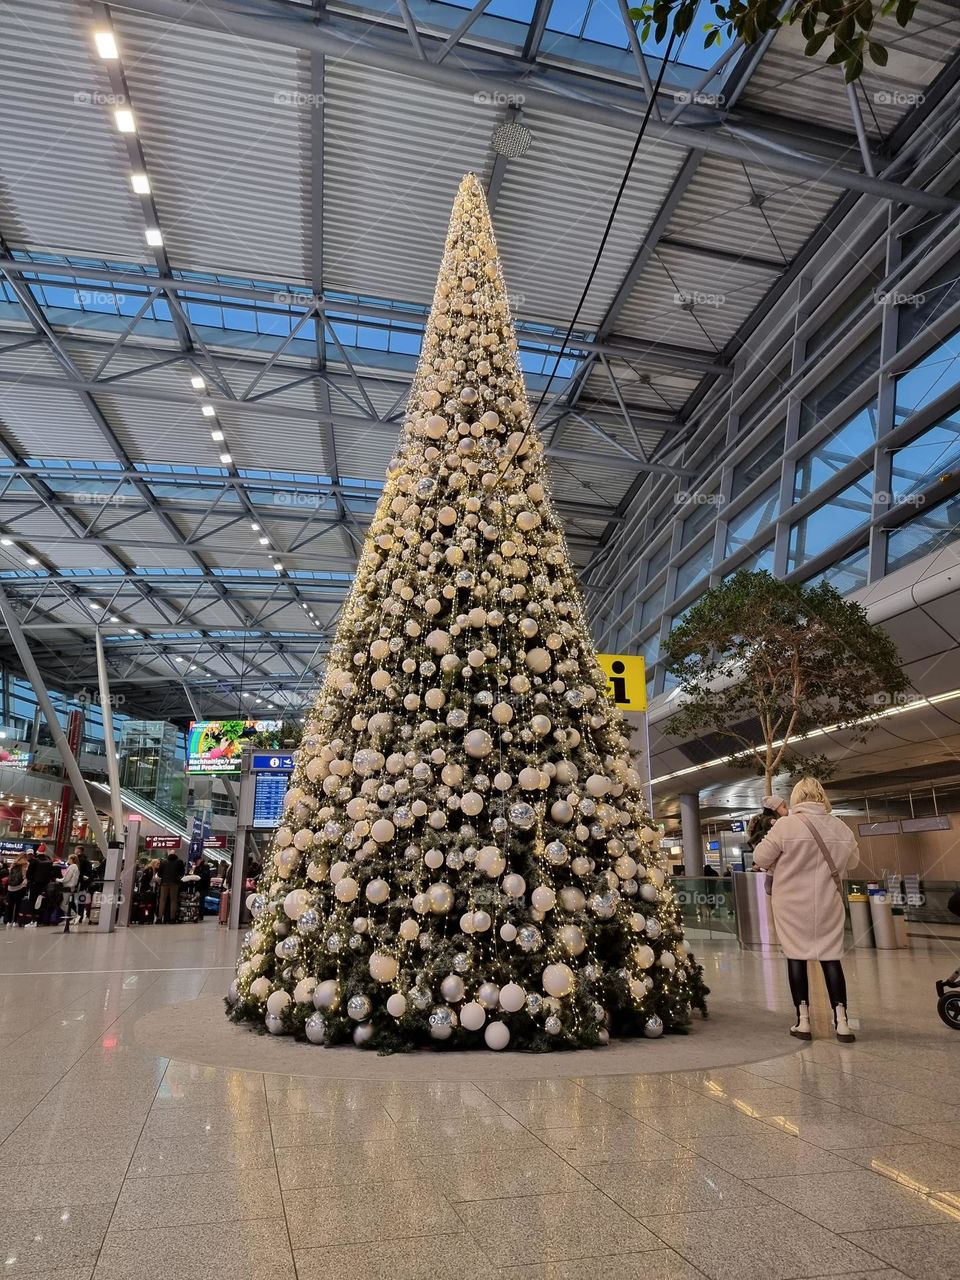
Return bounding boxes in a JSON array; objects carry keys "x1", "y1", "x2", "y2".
[{"x1": 936, "y1": 887, "x2": 960, "y2": 1029}]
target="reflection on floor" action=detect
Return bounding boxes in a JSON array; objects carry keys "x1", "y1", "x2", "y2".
[{"x1": 1, "y1": 925, "x2": 960, "y2": 1278}]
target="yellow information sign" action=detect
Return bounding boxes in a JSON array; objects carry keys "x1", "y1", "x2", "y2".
[{"x1": 596, "y1": 653, "x2": 647, "y2": 712}]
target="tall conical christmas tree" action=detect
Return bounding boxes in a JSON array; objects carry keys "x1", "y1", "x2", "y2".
[{"x1": 227, "y1": 174, "x2": 707, "y2": 1051}]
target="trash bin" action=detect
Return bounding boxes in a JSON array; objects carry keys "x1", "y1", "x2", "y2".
[
  {"x1": 847, "y1": 892, "x2": 873, "y2": 948},
  {"x1": 869, "y1": 887, "x2": 898, "y2": 949}
]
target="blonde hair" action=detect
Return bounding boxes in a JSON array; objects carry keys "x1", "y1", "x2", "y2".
[{"x1": 790, "y1": 776, "x2": 831, "y2": 811}]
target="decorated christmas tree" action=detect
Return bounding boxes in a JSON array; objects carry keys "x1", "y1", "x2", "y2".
[{"x1": 227, "y1": 173, "x2": 707, "y2": 1051}]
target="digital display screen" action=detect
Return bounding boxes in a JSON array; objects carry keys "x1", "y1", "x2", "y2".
[
  {"x1": 253, "y1": 771, "x2": 291, "y2": 829},
  {"x1": 186, "y1": 719, "x2": 283, "y2": 774}
]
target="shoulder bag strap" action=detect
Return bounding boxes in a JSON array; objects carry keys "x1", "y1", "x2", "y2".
[{"x1": 797, "y1": 815, "x2": 845, "y2": 900}]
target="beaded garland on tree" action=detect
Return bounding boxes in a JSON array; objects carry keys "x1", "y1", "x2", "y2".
[{"x1": 226, "y1": 173, "x2": 708, "y2": 1051}]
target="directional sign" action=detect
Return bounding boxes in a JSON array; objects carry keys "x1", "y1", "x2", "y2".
[
  {"x1": 251, "y1": 753, "x2": 294, "y2": 773},
  {"x1": 145, "y1": 836, "x2": 182, "y2": 851},
  {"x1": 596, "y1": 653, "x2": 647, "y2": 712}
]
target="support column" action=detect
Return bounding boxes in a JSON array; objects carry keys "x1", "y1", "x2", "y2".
[
  {"x1": 95, "y1": 630, "x2": 125, "y2": 842},
  {"x1": 679, "y1": 791, "x2": 704, "y2": 876},
  {"x1": 0, "y1": 588, "x2": 107, "y2": 855}
]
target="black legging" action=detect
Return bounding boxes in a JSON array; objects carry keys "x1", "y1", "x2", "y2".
[{"x1": 787, "y1": 958, "x2": 848, "y2": 1014}]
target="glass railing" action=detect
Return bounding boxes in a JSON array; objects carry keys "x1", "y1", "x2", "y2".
[{"x1": 671, "y1": 876, "x2": 738, "y2": 938}]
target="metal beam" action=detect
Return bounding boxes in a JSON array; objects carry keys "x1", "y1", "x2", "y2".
[
  {"x1": 104, "y1": 0, "x2": 957, "y2": 212},
  {"x1": 0, "y1": 587, "x2": 108, "y2": 855}
]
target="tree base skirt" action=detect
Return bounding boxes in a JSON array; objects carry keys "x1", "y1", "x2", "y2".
[{"x1": 134, "y1": 993, "x2": 799, "y2": 1081}]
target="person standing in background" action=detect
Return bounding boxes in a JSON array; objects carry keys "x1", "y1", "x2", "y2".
[
  {"x1": 753, "y1": 777, "x2": 859, "y2": 1042},
  {"x1": 4, "y1": 853, "x2": 30, "y2": 926},
  {"x1": 25, "y1": 849, "x2": 55, "y2": 927},
  {"x1": 157, "y1": 849, "x2": 185, "y2": 923},
  {"x1": 58, "y1": 853, "x2": 81, "y2": 924},
  {"x1": 192, "y1": 856, "x2": 212, "y2": 918}
]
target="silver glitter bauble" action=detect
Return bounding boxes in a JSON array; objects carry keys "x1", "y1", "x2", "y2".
[
  {"x1": 526, "y1": 993, "x2": 544, "y2": 1015},
  {"x1": 545, "y1": 1015, "x2": 562, "y2": 1035},
  {"x1": 249, "y1": 895, "x2": 266, "y2": 918},
  {"x1": 645, "y1": 918, "x2": 662, "y2": 939},
  {"x1": 446, "y1": 708, "x2": 468, "y2": 729},
  {"x1": 279, "y1": 937, "x2": 299, "y2": 958},
  {"x1": 492, "y1": 816, "x2": 508, "y2": 834},
  {"x1": 347, "y1": 994, "x2": 372, "y2": 1021},
  {"x1": 509, "y1": 802, "x2": 536, "y2": 830},
  {"x1": 429, "y1": 1005, "x2": 456, "y2": 1039},
  {"x1": 644, "y1": 1015, "x2": 664, "y2": 1039},
  {"x1": 452, "y1": 952, "x2": 470, "y2": 973},
  {"x1": 265, "y1": 1012, "x2": 285, "y2": 1035},
  {"x1": 304, "y1": 1012, "x2": 327, "y2": 1044},
  {"x1": 518, "y1": 925, "x2": 542, "y2": 952},
  {"x1": 298, "y1": 909, "x2": 320, "y2": 934},
  {"x1": 349, "y1": 934, "x2": 363, "y2": 950},
  {"x1": 327, "y1": 933, "x2": 342, "y2": 953},
  {"x1": 410, "y1": 985, "x2": 432, "y2": 1010}
]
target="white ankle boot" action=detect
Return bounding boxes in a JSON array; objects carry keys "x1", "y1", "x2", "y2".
[
  {"x1": 790, "y1": 1001, "x2": 812, "y2": 1040},
  {"x1": 834, "y1": 1004, "x2": 856, "y2": 1043}
]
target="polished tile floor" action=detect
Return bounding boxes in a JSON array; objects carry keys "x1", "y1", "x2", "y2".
[{"x1": 2, "y1": 922, "x2": 960, "y2": 1278}]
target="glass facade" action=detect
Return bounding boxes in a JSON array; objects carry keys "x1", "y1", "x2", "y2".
[{"x1": 591, "y1": 223, "x2": 960, "y2": 698}]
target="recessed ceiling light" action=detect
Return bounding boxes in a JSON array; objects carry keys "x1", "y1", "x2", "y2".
[
  {"x1": 201, "y1": 404, "x2": 216, "y2": 417},
  {"x1": 190, "y1": 374, "x2": 205, "y2": 389},
  {"x1": 94, "y1": 30, "x2": 119, "y2": 58},
  {"x1": 273, "y1": 562, "x2": 284, "y2": 572},
  {"x1": 210, "y1": 430, "x2": 224, "y2": 442},
  {"x1": 0, "y1": 537, "x2": 12, "y2": 547},
  {"x1": 110, "y1": 615, "x2": 119, "y2": 622},
  {"x1": 130, "y1": 172, "x2": 151, "y2": 195},
  {"x1": 250, "y1": 522, "x2": 260, "y2": 531},
  {"x1": 144, "y1": 227, "x2": 163, "y2": 247},
  {"x1": 127, "y1": 628, "x2": 137, "y2": 635},
  {"x1": 26, "y1": 557, "x2": 39, "y2": 566},
  {"x1": 258, "y1": 536, "x2": 269, "y2": 545},
  {"x1": 115, "y1": 108, "x2": 135, "y2": 133},
  {"x1": 175, "y1": 656, "x2": 184, "y2": 663},
  {"x1": 219, "y1": 453, "x2": 232, "y2": 465}
]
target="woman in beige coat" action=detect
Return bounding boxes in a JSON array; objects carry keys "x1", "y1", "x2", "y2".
[{"x1": 753, "y1": 777, "x2": 859, "y2": 1042}]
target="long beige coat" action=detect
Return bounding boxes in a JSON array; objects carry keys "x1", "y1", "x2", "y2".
[{"x1": 752, "y1": 801, "x2": 858, "y2": 960}]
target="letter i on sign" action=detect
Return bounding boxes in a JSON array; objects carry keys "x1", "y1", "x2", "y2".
[{"x1": 596, "y1": 654, "x2": 647, "y2": 712}]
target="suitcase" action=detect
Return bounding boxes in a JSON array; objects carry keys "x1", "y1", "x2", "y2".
[{"x1": 218, "y1": 888, "x2": 231, "y2": 925}]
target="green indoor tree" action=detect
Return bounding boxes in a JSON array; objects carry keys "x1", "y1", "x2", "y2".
[
  {"x1": 629, "y1": 0, "x2": 918, "y2": 82},
  {"x1": 663, "y1": 570, "x2": 909, "y2": 790}
]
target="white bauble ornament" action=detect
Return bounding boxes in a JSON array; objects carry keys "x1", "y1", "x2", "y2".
[
  {"x1": 399, "y1": 918, "x2": 420, "y2": 941},
  {"x1": 530, "y1": 714, "x2": 551, "y2": 736},
  {"x1": 250, "y1": 977, "x2": 270, "y2": 1001},
  {"x1": 559, "y1": 887, "x2": 586, "y2": 912},
  {"x1": 526, "y1": 648, "x2": 551, "y2": 673},
  {"x1": 425, "y1": 849, "x2": 444, "y2": 870},
  {"x1": 335, "y1": 876, "x2": 359, "y2": 902},
  {"x1": 369, "y1": 952, "x2": 398, "y2": 983},
  {"x1": 429, "y1": 1006, "x2": 456, "y2": 1040},
  {"x1": 266, "y1": 990, "x2": 291, "y2": 1016},
  {"x1": 484, "y1": 1021, "x2": 510, "y2": 1051},
  {"x1": 353, "y1": 1022, "x2": 374, "y2": 1046},
  {"x1": 293, "y1": 977, "x2": 317, "y2": 1004},
  {"x1": 460, "y1": 1001, "x2": 486, "y2": 1031},
  {"x1": 640, "y1": 883, "x2": 659, "y2": 902},
  {"x1": 559, "y1": 925, "x2": 586, "y2": 955},
  {"x1": 459, "y1": 911, "x2": 476, "y2": 934},
  {"x1": 499, "y1": 922, "x2": 518, "y2": 942},
  {"x1": 365, "y1": 878, "x2": 390, "y2": 904},
  {"x1": 304, "y1": 1012, "x2": 327, "y2": 1043},
  {"x1": 441, "y1": 974, "x2": 465, "y2": 1003},
  {"x1": 283, "y1": 889, "x2": 311, "y2": 920},
  {"x1": 386, "y1": 993, "x2": 407, "y2": 1018},
  {"x1": 542, "y1": 963, "x2": 575, "y2": 997},
  {"x1": 472, "y1": 910, "x2": 492, "y2": 932},
  {"x1": 428, "y1": 882, "x2": 455, "y2": 913},
  {"x1": 477, "y1": 982, "x2": 500, "y2": 1009},
  {"x1": 370, "y1": 819, "x2": 395, "y2": 845},
  {"x1": 313, "y1": 979, "x2": 340, "y2": 1009},
  {"x1": 531, "y1": 885, "x2": 556, "y2": 913},
  {"x1": 499, "y1": 982, "x2": 526, "y2": 1012},
  {"x1": 461, "y1": 791, "x2": 484, "y2": 816},
  {"x1": 492, "y1": 702, "x2": 513, "y2": 724},
  {"x1": 633, "y1": 944, "x2": 655, "y2": 970},
  {"x1": 615, "y1": 855, "x2": 639, "y2": 881},
  {"x1": 518, "y1": 767, "x2": 542, "y2": 790},
  {"x1": 585, "y1": 774, "x2": 610, "y2": 797},
  {"x1": 551, "y1": 800, "x2": 574, "y2": 823},
  {"x1": 501, "y1": 873, "x2": 526, "y2": 898},
  {"x1": 659, "y1": 951, "x2": 677, "y2": 970},
  {"x1": 464, "y1": 729, "x2": 493, "y2": 758},
  {"x1": 493, "y1": 771, "x2": 513, "y2": 791},
  {"x1": 330, "y1": 860, "x2": 350, "y2": 884}
]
